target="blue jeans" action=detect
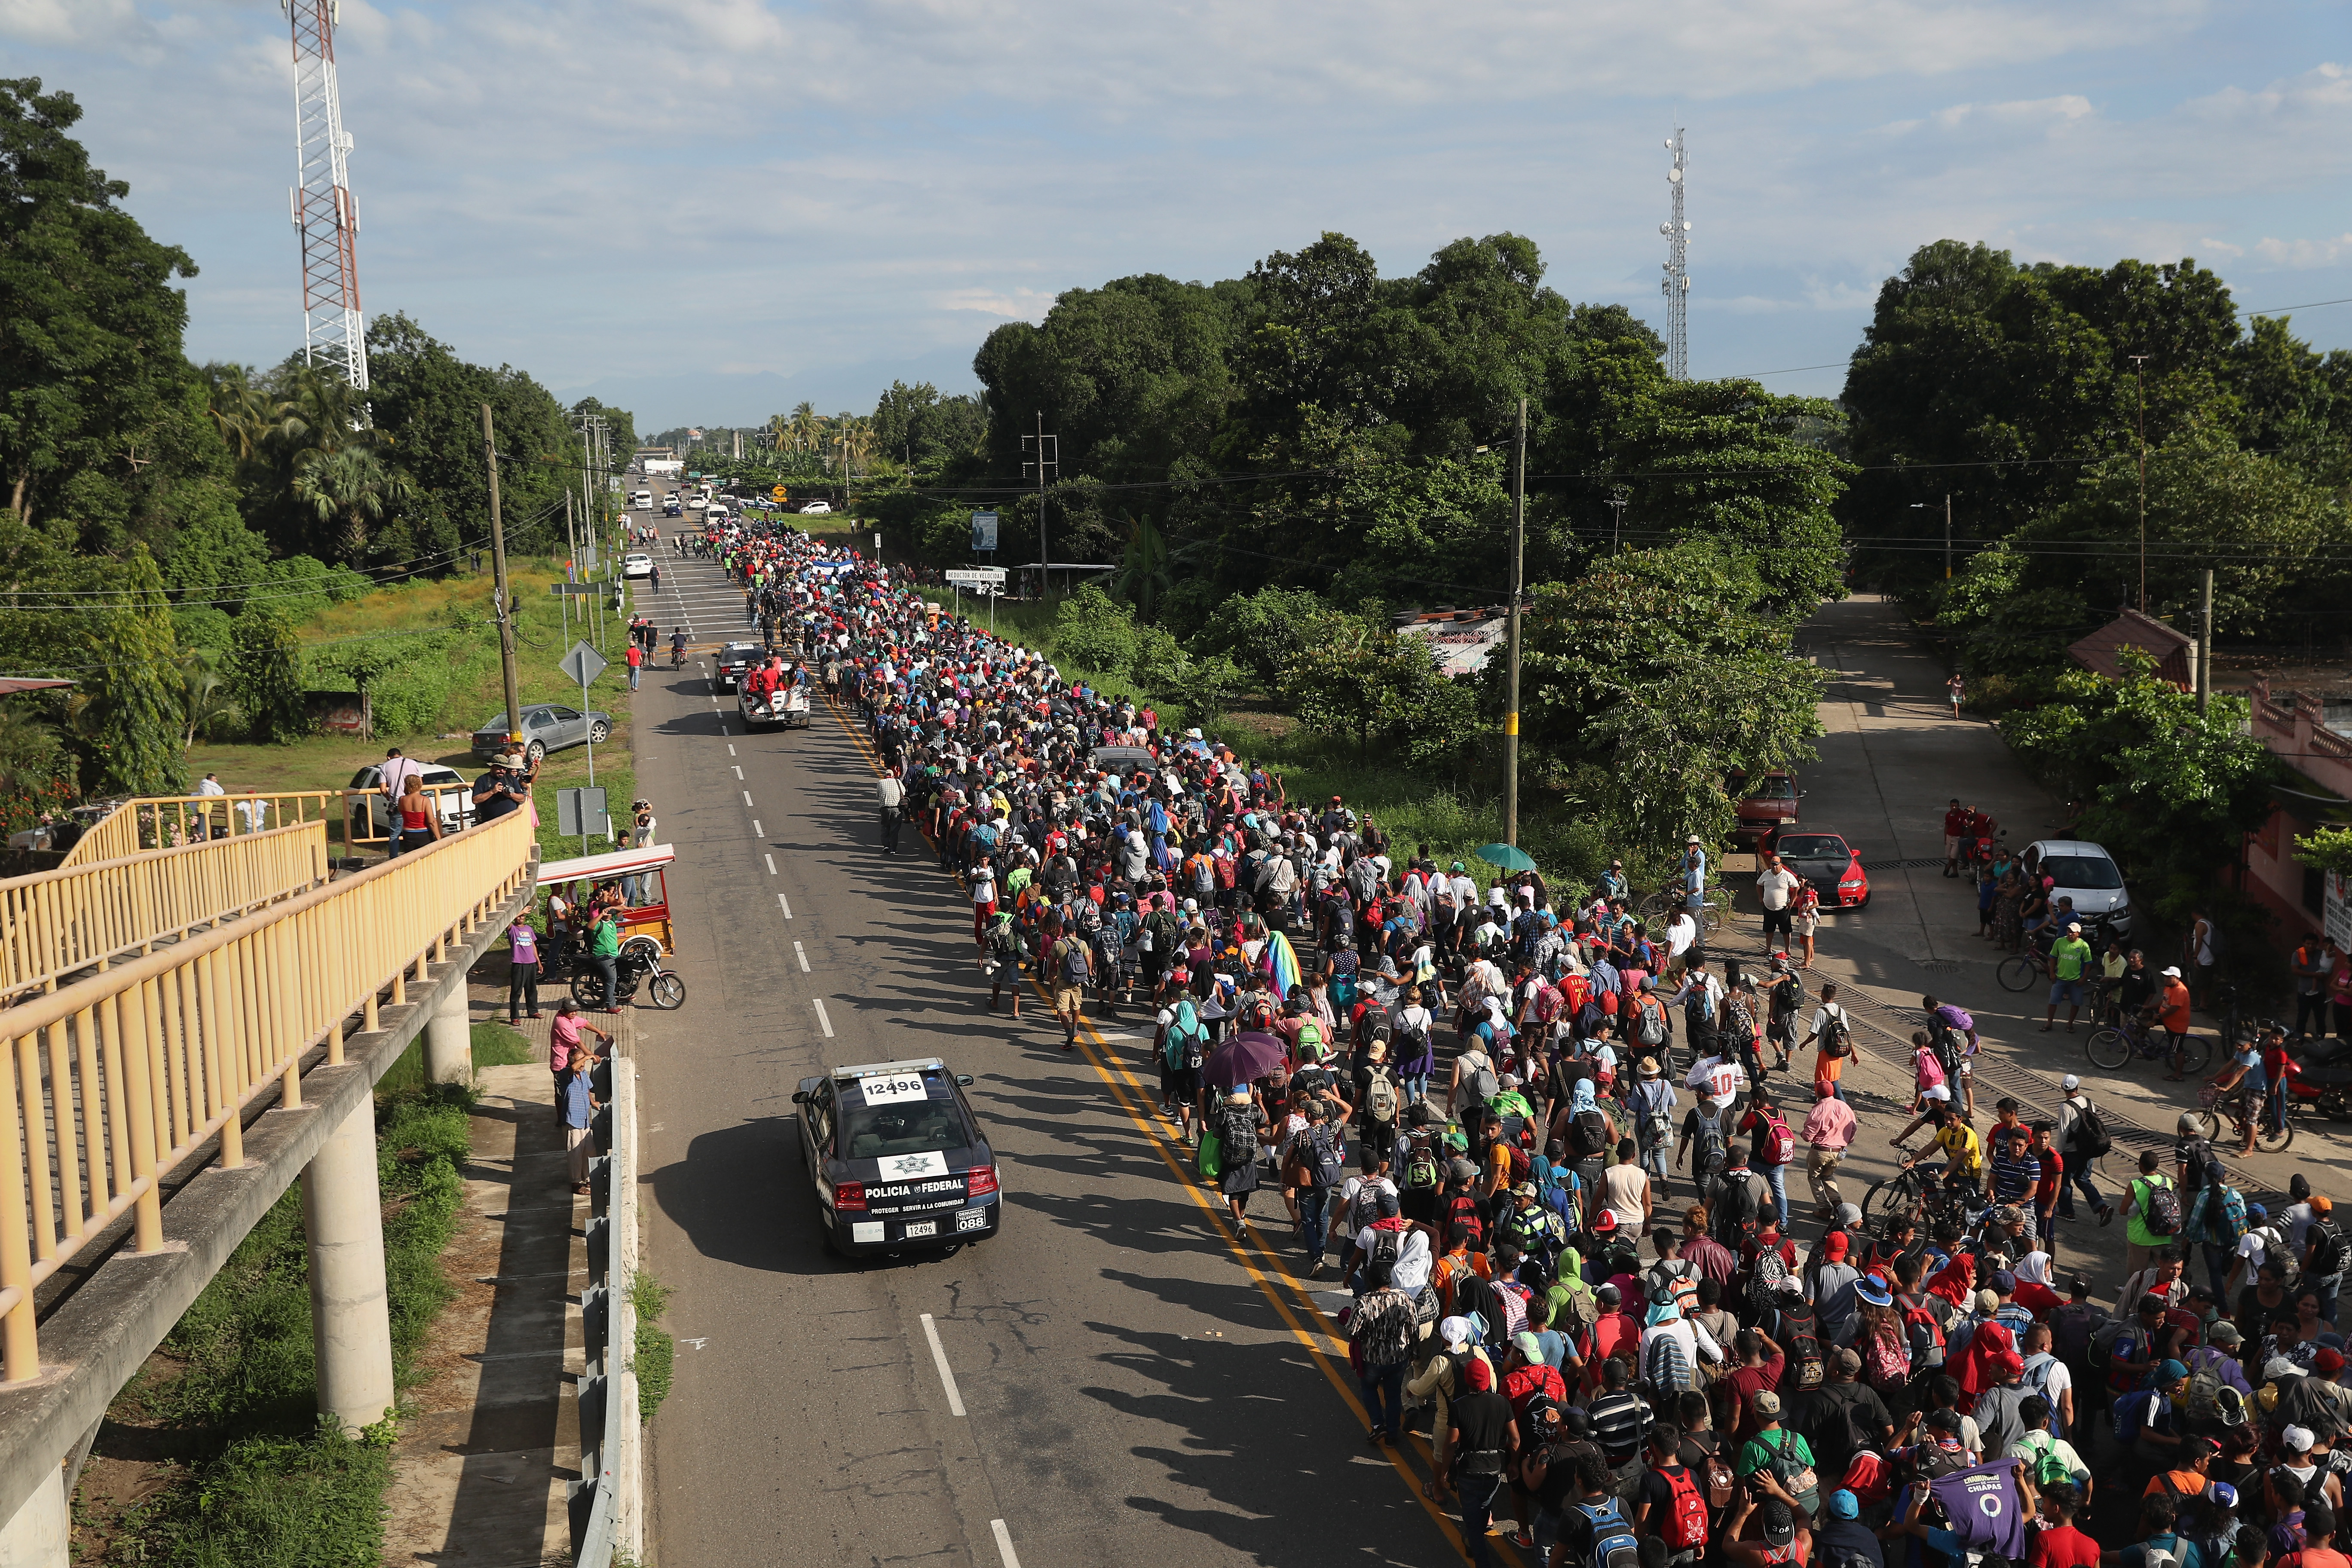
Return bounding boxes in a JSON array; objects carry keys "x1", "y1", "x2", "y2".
[
  {"x1": 1762, "y1": 1162, "x2": 1790, "y2": 1228},
  {"x1": 1458, "y1": 1470, "x2": 1504, "y2": 1568},
  {"x1": 1405, "y1": 1073, "x2": 1430, "y2": 1109},
  {"x1": 2057, "y1": 1167, "x2": 2104, "y2": 1219},
  {"x1": 628, "y1": 663, "x2": 641, "y2": 689},
  {"x1": 1298, "y1": 1184, "x2": 1332, "y2": 1267},
  {"x1": 2317, "y1": 1273, "x2": 2344, "y2": 1327},
  {"x1": 591, "y1": 952, "x2": 619, "y2": 1009},
  {"x1": 1360, "y1": 1360, "x2": 1405, "y2": 1440}
]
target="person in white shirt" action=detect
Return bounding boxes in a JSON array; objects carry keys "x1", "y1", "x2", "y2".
[
  {"x1": 1685, "y1": 1051, "x2": 1747, "y2": 1108},
  {"x1": 193, "y1": 771, "x2": 227, "y2": 840},
  {"x1": 1665, "y1": 908, "x2": 1698, "y2": 966},
  {"x1": 1756, "y1": 854, "x2": 1801, "y2": 947}
]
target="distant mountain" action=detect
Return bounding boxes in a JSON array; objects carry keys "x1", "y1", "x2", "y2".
[{"x1": 555, "y1": 345, "x2": 982, "y2": 430}]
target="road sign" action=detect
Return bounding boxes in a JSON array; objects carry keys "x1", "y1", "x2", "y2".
[
  {"x1": 945, "y1": 567, "x2": 1008, "y2": 587},
  {"x1": 551, "y1": 582, "x2": 600, "y2": 595},
  {"x1": 558, "y1": 640, "x2": 609, "y2": 688},
  {"x1": 971, "y1": 511, "x2": 999, "y2": 551},
  {"x1": 557, "y1": 787, "x2": 609, "y2": 837},
  {"x1": 772, "y1": 485, "x2": 788, "y2": 502}
]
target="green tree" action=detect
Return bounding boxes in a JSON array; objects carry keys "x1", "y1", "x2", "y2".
[
  {"x1": 1051, "y1": 584, "x2": 1137, "y2": 676},
  {"x1": 231, "y1": 604, "x2": 307, "y2": 744},
  {"x1": 291, "y1": 444, "x2": 418, "y2": 564},
  {"x1": 1110, "y1": 516, "x2": 1174, "y2": 619},
  {"x1": 1282, "y1": 607, "x2": 1481, "y2": 766},
  {"x1": 80, "y1": 547, "x2": 185, "y2": 794},
  {"x1": 1191, "y1": 585, "x2": 1332, "y2": 687},
  {"x1": 1999, "y1": 649, "x2": 2280, "y2": 919}
]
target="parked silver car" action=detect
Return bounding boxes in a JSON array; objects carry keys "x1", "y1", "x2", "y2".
[{"x1": 470, "y1": 703, "x2": 614, "y2": 764}]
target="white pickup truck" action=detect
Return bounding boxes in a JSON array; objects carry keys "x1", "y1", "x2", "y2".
[{"x1": 738, "y1": 678, "x2": 810, "y2": 730}]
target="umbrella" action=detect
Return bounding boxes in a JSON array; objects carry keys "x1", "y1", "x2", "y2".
[
  {"x1": 1475, "y1": 842, "x2": 1536, "y2": 873},
  {"x1": 1204, "y1": 1030, "x2": 1288, "y2": 1090}
]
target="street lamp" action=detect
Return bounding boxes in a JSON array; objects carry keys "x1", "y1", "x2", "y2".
[{"x1": 1910, "y1": 495, "x2": 1952, "y2": 578}]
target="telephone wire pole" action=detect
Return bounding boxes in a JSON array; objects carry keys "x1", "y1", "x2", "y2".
[
  {"x1": 481, "y1": 404, "x2": 521, "y2": 744},
  {"x1": 1022, "y1": 415, "x2": 1059, "y2": 599},
  {"x1": 1504, "y1": 398, "x2": 1527, "y2": 848}
]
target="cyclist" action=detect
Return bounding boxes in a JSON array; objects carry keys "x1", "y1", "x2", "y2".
[
  {"x1": 2156, "y1": 965, "x2": 2196, "y2": 1081},
  {"x1": 2203, "y1": 1026, "x2": 2275, "y2": 1158},
  {"x1": 669, "y1": 627, "x2": 688, "y2": 668},
  {"x1": 1892, "y1": 1100, "x2": 1983, "y2": 1197}
]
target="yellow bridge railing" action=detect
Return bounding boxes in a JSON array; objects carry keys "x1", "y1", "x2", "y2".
[
  {"x1": 61, "y1": 784, "x2": 477, "y2": 869},
  {"x1": 0, "y1": 822, "x2": 331, "y2": 1006},
  {"x1": 0, "y1": 808, "x2": 535, "y2": 1384}
]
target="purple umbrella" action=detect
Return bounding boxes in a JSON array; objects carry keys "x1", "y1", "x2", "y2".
[{"x1": 1204, "y1": 1029, "x2": 1287, "y2": 1090}]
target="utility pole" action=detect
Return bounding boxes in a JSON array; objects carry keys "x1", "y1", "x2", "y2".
[
  {"x1": 481, "y1": 404, "x2": 521, "y2": 744},
  {"x1": 1943, "y1": 493, "x2": 1952, "y2": 579},
  {"x1": 1504, "y1": 398, "x2": 1527, "y2": 849},
  {"x1": 1607, "y1": 492, "x2": 1628, "y2": 552},
  {"x1": 2198, "y1": 567, "x2": 2215, "y2": 715},
  {"x1": 561, "y1": 489, "x2": 574, "y2": 646},
  {"x1": 1022, "y1": 414, "x2": 1059, "y2": 599},
  {"x1": 2131, "y1": 354, "x2": 2151, "y2": 612}
]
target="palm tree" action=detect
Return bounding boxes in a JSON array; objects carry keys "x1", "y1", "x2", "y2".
[
  {"x1": 175, "y1": 648, "x2": 244, "y2": 752},
  {"x1": 291, "y1": 445, "x2": 415, "y2": 563},
  {"x1": 204, "y1": 364, "x2": 273, "y2": 462},
  {"x1": 1112, "y1": 516, "x2": 1174, "y2": 620},
  {"x1": 787, "y1": 402, "x2": 823, "y2": 457}
]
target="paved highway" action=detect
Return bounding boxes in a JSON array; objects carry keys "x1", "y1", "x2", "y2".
[{"x1": 624, "y1": 536, "x2": 1466, "y2": 1568}]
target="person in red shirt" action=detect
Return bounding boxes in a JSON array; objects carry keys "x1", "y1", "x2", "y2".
[
  {"x1": 1944, "y1": 799, "x2": 1970, "y2": 877},
  {"x1": 2029, "y1": 1483, "x2": 2102, "y2": 1568},
  {"x1": 1585, "y1": 1283, "x2": 1640, "y2": 1394},
  {"x1": 1722, "y1": 1325, "x2": 1788, "y2": 1442}
]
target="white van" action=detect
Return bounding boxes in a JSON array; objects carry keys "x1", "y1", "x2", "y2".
[
  {"x1": 631, "y1": 490, "x2": 652, "y2": 510},
  {"x1": 706, "y1": 502, "x2": 731, "y2": 525}
]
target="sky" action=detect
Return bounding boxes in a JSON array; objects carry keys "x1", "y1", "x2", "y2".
[{"x1": 8, "y1": 0, "x2": 2351, "y2": 432}]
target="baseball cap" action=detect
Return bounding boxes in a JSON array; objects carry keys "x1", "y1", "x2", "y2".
[
  {"x1": 2319, "y1": 1348, "x2": 2346, "y2": 1375},
  {"x1": 1834, "y1": 1347, "x2": 1862, "y2": 1376},
  {"x1": 1761, "y1": 1501, "x2": 1795, "y2": 1547},
  {"x1": 1514, "y1": 1181, "x2": 1539, "y2": 1199},
  {"x1": 2162, "y1": 965, "x2": 2184, "y2": 977},
  {"x1": 1463, "y1": 1358, "x2": 1494, "y2": 1393},
  {"x1": 1515, "y1": 1331, "x2": 1547, "y2": 1363},
  {"x1": 1449, "y1": 1158, "x2": 1479, "y2": 1181},
  {"x1": 1990, "y1": 1270, "x2": 2017, "y2": 1293},
  {"x1": 1596, "y1": 1283, "x2": 1622, "y2": 1305},
  {"x1": 2210, "y1": 1322, "x2": 2243, "y2": 1347},
  {"x1": 1753, "y1": 1390, "x2": 1783, "y2": 1417},
  {"x1": 1838, "y1": 1203, "x2": 1863, "y2": 1227},
  {"x1": 1829, "y1": 1491, "x2": 1861, "y2": 1520},
  {"x1": 2285, "y1": 1424, "x2": 2316, "y2": 1452},
  {"x1": 2061, "y1": 1073, "x2": 2082, "y2": 1091},
  {"x1": 1591, "y1": 1210, "x2": 1620, "y2": 1233},
  {"x1": 1920, "y1": 1084, "x2": 1952, "y2": 1102}
]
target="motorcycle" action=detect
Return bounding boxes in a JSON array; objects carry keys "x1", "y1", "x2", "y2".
[
  {"x1": 570, "y1": 942, "x2": 686, "y2": 1010},
  {"x1": 2282, "y1": 1035, "x2": 2352, "y2": 1121}
]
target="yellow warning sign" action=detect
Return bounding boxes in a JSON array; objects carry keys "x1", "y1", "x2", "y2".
[{"x1": 771, "y1": 485, "x2": 788, "y2": 502}]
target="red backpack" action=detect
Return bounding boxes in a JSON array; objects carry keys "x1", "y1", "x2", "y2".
[
  {"x1": 1762, "y1": 1113, "x2": 1798, "y2": 1167},
  {"x1": 1660, "y1": 1464, "x2": 1711, "y2": 1550}
]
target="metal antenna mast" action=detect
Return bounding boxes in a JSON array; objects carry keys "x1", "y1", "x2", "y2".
[
  {"x1": 1660, "y1": 128, "x2": 1689, "y2": 380},
  {"x1": 285, "y1": 0, "x2": 368, "y2": 391}
]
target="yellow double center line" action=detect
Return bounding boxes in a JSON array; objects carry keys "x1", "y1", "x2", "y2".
[{"x1": 822, "y1": 691, "x2": 1521, "y2": 1564}]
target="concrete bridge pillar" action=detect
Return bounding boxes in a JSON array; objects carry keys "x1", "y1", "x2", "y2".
[
  {"x1": 302, "y1": 1096, "x2": 395, "y2": 1434},
  {"x1": 0, "y1": 1466, "x2": 67, "y2": 1568},
  {"x1": 424, "y1": 978, "x2": 472, "y2": 1084}
]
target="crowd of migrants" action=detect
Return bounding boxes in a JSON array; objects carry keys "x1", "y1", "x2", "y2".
[{"x1": 705, "y1": 515, "x2": 2351, "y2": 1568}]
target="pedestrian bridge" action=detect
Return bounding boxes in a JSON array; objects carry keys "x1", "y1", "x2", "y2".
[{"x1": 0, "y1": 788, "x2": 537, "y2": 1564}]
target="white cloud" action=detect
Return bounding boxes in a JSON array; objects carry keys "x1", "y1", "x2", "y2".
[{"x1": 2255, "y1": 234, "x2": 2352, "y2": 269}]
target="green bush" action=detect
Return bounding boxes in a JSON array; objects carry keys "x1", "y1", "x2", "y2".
[{"x1": 119, "y1": 1426, "x2": 391, "y2": 1568}]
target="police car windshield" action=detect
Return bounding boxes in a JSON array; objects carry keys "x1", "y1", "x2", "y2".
[{"x1": 838, "y1": 1069, "x2": 973, "y2": 1161}]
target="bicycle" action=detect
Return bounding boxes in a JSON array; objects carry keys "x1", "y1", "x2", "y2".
[
  {"x1": 2182, "y1": 1079, "x2": 2293, "y2": 1154},
  {"x1": 1637, "y1": 880, "x2": 1728, "y2": 937},
  {"x1": 2084, "y1": 1015, "x2": 2209, "y2": 1076},
  {"x1": 1863, "y1": 1150, "x2": 1979, "y2": 1240},
  {"x1": 1997, "y1": 914, "x2": 2123, "y2": 993}
]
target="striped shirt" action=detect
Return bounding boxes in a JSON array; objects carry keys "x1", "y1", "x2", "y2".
[
  {"x1": 1587, "y1": 1388, "x2": 1654, "y2": 1461},
  {"x1": 1988, "y1": 1148, "x2": 2041, "y2": 1204}
]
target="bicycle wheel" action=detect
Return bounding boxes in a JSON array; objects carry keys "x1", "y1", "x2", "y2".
[
  {"x1": 1700, "y1": 895, "x2": 1726, "y2": 937},
  {"x1": 1863, "y1": 1171, "x2": 1925, "y2": 1235},
  {"x1": 1637, "y1": 892, "x2": 1669, "y2": 924},
  {"x1": 2255, "y1": 1114, "x2": 2294, "y2": 1155},
  {"x1": 1997, "y1": 955, "x2": 2038, "y2": 993},
  {"x1": 2174, "y1": 1035, "x2": 2213, "y2": 1075},
  {"x1": 2084, "y1": 1028, "x2": 2133, "y2": 1071},
  {"x1": 648, "y1": 971, "x2": 686, "y2": 1010}
]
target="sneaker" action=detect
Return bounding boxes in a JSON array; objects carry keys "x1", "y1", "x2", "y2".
[{"x1": 2098, "y1": 1205, "x2": 2116, "y2": 1227}]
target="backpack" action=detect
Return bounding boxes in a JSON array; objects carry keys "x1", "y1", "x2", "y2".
[
  {"x1": 2048, "y1": 1301, "x2": 2103, "y2": 1364},
  {"x1": 1780, "y1": 1306, "x2": 1826, "y2": 1392},
  {"x1": 1364, "y1": 1066, "x2": 1401, "y2": 1126},
  {"x1": 2313, "y1": 1220, "x2": 2349, "y2": 1277},
  {"x1": 1761, "y1": 1112, "x2": 1798, "y2": 1167},
  {"x1": 1404, "y1": 1144, "x2": 1441, "y2": 1191},
  {"x1": 1575, "y1": 1499, "x2": 1642, "y2": 1568},
  {"x1": 1634, "y1": 998, "x2": 1669, "y2": 1049},
  {"x1": 1755, "y1": 1427, "x2": 1820, "y2": 1512},
  {"x1": 1366, "y1": 1225, "x2": 1405, "y2": 1281},
  {"x1": 2017, "y1": 1430, "x2": 2073, "y2": 1488},
  {"x1": 1442, "y1": 1191, "x2": 1486, "y2": 1246},
  {"x1": 2207, "y1": 1185, "x2": 2249, "y2": 1246},
  {"x1": 1505, "y1": 1142, "x2": 1534, "y2": 1187},
  {"x1": 1349, "y1": 1180, "x2": 1401, "y2": 1232},
  {"x1": 1902, "y1": 1296, "x2": 1949, "y2": 1372},
  {"x1": 1493, "y1": 1279, "x2": 1534, "y2": 1339},
  {"x1": 1696, "y1": 1438, "x2": 1738, "y2": 1509},
  {"x1": 1862, "y1": 1320, "x2": 1911, "y2": 1394},
  {"x1": 1692, "y1": 1109, "x2": 1730, "y2": 1177},
  {"x1": 2177, "y1": 1366, "x2": 2226, "y2": 1429},
  {"x1": 1464, "y1": 1061, "x2": 1499, "y2": 1107},
  {"x1": 1819, "y1": 1008, "x2": 1852, "y2": 1059},
  {"x1": 1929, "y1": 1018, "x2": 1965, "y2": 1077},
  {"x1": 1713, "y1": 1169, "x2": 1761, "y2": 1242},
  {"x1": 2140, "y1": 1176, "x2": 2183, "y2": 1237},
  {"x1": 1295, "y1": 1019, "x2": 1326, "y2": 1059},
  {"x1": 1307, "y1": 1124, "x2": 1345, "y2": 1188},
  {"x1": 1057, "y1": 940, "x2": 1089, "y2": 983},
  {"x1": 1746, "y1": 1243, "x2": 1789, "y2": 1316},
  {"x1": 1659, "y1": 1466, "x2": 1711, "y2": 1551},
  {"x1": 1572, "y1": 1109, "x2": 1611, "y2": 1159},
  {"x1": 2068, "y1": 1101, "x2": 2114, "y2": 1159},
  {"x1": 1163, "y1": 1005, "x2": 1207, "y2": 1070},
  {"x1": 2112, "y1": 1387, "x2": 2160, "y2": 1444},
  {"x1": 1645, "y1": 1329, "x2": 1696, "y2": 1395}
]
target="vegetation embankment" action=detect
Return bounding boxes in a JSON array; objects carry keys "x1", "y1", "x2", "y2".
[{"x1": 83, "y1": 1023, "x2": 530, "y2": 1565}]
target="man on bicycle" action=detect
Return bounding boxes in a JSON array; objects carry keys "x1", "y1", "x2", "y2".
[{"x1": 1892, "y1": 1102, "x2": 1982, "y2": 1197}]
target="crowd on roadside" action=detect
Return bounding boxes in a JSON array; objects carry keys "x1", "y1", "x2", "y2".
[{"x1": 698, "y1": 514, "x2": 2352, "y2": 1568}]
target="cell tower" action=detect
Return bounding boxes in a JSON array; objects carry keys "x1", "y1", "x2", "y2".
[
  {"x1": 285, "y1": 0, "x2": 368, "y2": 390},
  {"x1": 1660, "y1": 128, "x2": 1689, "y2": 380}
]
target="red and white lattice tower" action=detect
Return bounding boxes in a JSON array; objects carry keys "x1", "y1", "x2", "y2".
[{"x1": 285, "y1": 0, "x2": 367, "y2": 390}]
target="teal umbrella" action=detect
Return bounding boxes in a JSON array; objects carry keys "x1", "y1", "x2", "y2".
[{"x1": 1475, "y1": 842, "x2": 1536, "y2": 873}]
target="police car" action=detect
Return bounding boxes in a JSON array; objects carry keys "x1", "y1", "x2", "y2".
[{"x1": 793, "y1": 1058, "x2": 1001, "y2": 1255}]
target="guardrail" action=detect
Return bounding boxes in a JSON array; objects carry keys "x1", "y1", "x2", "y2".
[
  {"x1": 0, "y1": 808, "x2": 534, "y2": 1384},
  {"x1": 1, "y1": 822, "x2": 330, "y2": 1005},
  {"x1": 573, "y1": 1052, "x2": 642, "y2": 1565},
  {"x1": 60, "y1": 783, "x2": 478, "y2": 869}
]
